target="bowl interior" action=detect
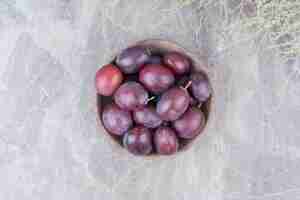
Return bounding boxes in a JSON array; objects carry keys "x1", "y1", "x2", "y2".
[{"x1": 96, "y1": 39, "x2": 213, "y2": 155}]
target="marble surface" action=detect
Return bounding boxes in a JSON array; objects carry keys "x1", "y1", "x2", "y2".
[{"x1": 1, "y1": 0, "x2": 300, "y2": 199}]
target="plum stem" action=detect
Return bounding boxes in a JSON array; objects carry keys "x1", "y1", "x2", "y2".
[
  {"x1": 197, "y1": 102, "x2": 203, "y2": 108},
  {"x1": 184, "y1": 80, "x2": 192, "y2": 90},
  {"x1": 146, "y1": 47, "x2": 152, "y2": 56},
  {"x1": 147, "y1": 96, "x2": 155, "y2": 103}
]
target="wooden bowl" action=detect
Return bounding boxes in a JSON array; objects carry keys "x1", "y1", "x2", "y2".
[{"x1": 96, "y1": 39, "x2": 213, "y2": 156}]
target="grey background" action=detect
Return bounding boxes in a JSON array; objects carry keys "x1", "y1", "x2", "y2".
[{"x1": 1, "y1": 0, "x2": 300, "y2": 199}]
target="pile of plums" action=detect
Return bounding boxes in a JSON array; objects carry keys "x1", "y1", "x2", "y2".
[{"x1": 95, "y1": 45, "x2": 211, "y2": 156}]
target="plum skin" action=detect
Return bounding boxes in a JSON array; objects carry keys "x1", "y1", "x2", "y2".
[{"x1": 95, "y1": 64, "x2": 123, "y2": 96}]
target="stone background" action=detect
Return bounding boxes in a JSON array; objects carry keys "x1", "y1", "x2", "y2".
[{"x1": 1, "y1": 0, "x2": 300, "y2": 199}]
